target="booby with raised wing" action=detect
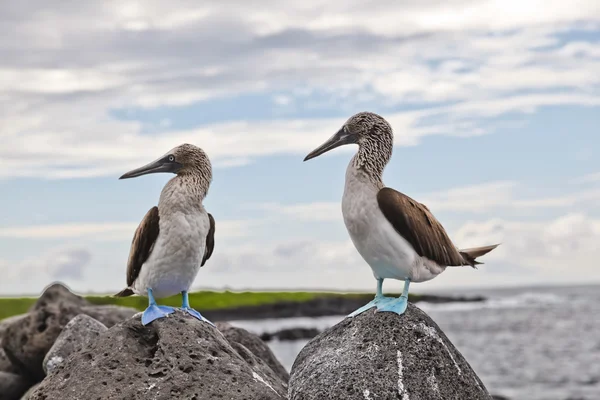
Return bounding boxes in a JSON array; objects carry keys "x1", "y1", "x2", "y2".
[
  {"x1": 304, "y1": 112, "x2": 498, "y2": 316},
  {"x1": 114, "y1": 143, "x2": 216, "y2": 326}
]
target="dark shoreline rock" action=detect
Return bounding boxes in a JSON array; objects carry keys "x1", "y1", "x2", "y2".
[
  {"x1": 260, "y1": 328, "x2": 321, "y2": 342},
  {"x1": 30, "y1": 310, "x2": 287, "y2": 400},
  {"x1": 203, "y1": 293, "x2": 484, "y2": 321},
  {"x1": 289, "y1": 304, "x2": 492, "y2": 400},
  {"x1": 216, "y1": 322, "x2": 290, "y2": 383},
  {"x1": 0, "y1": 371, "x2": 31, "y2": 400}
]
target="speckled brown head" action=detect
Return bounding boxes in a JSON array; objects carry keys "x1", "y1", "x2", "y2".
[
  {"x1": 303, "y1": 111, "x2": 394, "y2": 176},
  {"x1": 119, "y1": 143, "x2": 212, "y2": 182}
]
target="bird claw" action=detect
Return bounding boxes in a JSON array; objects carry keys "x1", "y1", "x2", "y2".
[{"x1": 181, "y1": 307, "x2": 214, "y2": 326}]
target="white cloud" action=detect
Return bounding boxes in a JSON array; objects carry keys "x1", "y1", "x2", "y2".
[
  {"x1": 258, "y1": 181, "x2": 600, "y2": 218},
  {"x1": 422, "y1": 182, "x2": 600, "y2": 212},
  {"x1": 453, "y1": 213, "x2": 600, "y2": 277},
  {"x1": 190, "y1": 211, "x2": 600, "y2": 292},
  {"x1": 2, "y1": 210, "x2": 599, "y2": 295},
  {"x1": 0, "y1": 220, "x2": 253, "y2": 240},
  {"x1": 0, "y1": 247, "x2": 92, "y2": 294},
  {"x1": 255, "y1": 202, "x2": 342, "y2": 221},
  {"x1": 0, "y1": 222, "x2": 138, "y2": 240},
  {"x1": 0, "y1": 1, "x2": 598, "y2": 179}
]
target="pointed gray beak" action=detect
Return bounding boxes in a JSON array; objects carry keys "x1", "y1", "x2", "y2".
[
  {"x1": 119, "y1": 155, "x2": 182, "y2": 179},
  {"x1": 304, "y1": 127, "x2": 356, "y2": 161}
]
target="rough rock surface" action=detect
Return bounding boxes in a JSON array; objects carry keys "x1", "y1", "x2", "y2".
[
  {"x1": 30, "y1": 310, "x2": 287, "y2": 400},
  {"x1": 216, "y1": 322, "x2": 290, "y2": 383},
  {"x1": 20, "y1": 383, "x2": 40, "y2": 400},
  {"x1": 1, "y1": 283, "x2": 137, "y2": 381},
  {"x1": 43, "y1": 314, "x2": 107, "y2": 374},
  {"x1": 80, "y1": 305, "x2": 139, "y2": 327},
  {"x1": 0, "y1": 314, "x2": 28, "y2": 339},
  {"x1": 289, "y1": 304, "x2": 492, "y2": 400},
  {"x1": 0, "y1": 347, "x2": 21, "y2": 375},
  {"x1": 0, "y1": 371, "x2": 30, "y2": 400}
]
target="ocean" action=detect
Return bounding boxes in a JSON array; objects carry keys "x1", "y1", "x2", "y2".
[{"x1": 231, "y1": 285, "x2": 600, "y2": 400}]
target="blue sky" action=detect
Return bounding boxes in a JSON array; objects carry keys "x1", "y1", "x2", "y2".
[{"x1": 0, "y1": 1, "x2": 599, "y2": 296}]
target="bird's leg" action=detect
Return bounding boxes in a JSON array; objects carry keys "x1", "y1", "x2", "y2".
[
  {"x1": 375, "y1": 277, "x2": 384, "y2": 300},
  {"x1": 141, "y1": 288, "x2": 175, "y2": 325},
  {"x1": 180, "y1": 291, "x2": 214, "y2": 326},
  {"x1": 348, "y1": 278, "x2": 387, "y2": 318},
  {"x1": 376, "y1": 278, "x2": 410, "y2": 316}
]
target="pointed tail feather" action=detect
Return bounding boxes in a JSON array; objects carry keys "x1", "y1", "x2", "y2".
[
  {"x1": 114, "y1": 288, "x2": 134, "y2": 297},
  {"x1": 459, "y1": 244, "x2": 500, "y2": 267}
]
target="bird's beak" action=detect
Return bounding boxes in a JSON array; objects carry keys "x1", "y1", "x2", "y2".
[
  {"x1": 303, "y1": 127, "x2": 356, "y2": 162},
  {"x1": 119, "y1": 155, "x2": 182, "y2": 179}
]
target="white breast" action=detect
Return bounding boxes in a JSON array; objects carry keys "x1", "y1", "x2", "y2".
[
  {"x1": 341, "y1": 165, "x2": 446, "y2": 283},
  {"x1": 133, "y1": 181, "x2": 210, "y2": 299}
]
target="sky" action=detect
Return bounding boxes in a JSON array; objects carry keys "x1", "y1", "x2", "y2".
[{"x1": 0, "y1": 1, "x2": 599, "y2": 296}]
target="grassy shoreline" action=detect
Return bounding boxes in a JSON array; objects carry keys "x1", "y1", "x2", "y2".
[{"x1": 0, "y1": 290, "x2": 421, "y2": 321}]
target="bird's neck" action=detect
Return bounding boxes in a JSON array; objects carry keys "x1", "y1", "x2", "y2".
[
  {"x1": 159, "y1": 174, "x2": 209, "y2": 212},
  {"x1": 349, "y1": 141, "x2": 391, "y2": 186}
]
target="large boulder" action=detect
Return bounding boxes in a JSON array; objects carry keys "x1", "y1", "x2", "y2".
[
  {"x1": 0, "y1": 371, "x2": 30, "y2": 400},
  {"x1": 0, "y1": 315, "x2": 28, "y2": 375},
  {"x1": 0, "y1": 314, "x2": 28, "y2": 339},
  {"x1": 0, "y1": 348, "x2": 21, "y2": 375},
  {"x1": 216, "y1": 322, "x2": 290, "y2": 383},
  {"x1": 289, "y1": 304, "x2": 492, "y2": 400},
  {"x1": 1, "y1": 283, "x2": 137, "y2": 381},
  {"x1": 30, "y1": 310, "x2": 288, "y2": 400},
  {"x1": 43, "y1": 314, "x2": 108, "y2": 374},
  {"x1": 31, "y1": 282, "x2": 89, "y2": 310},
  {"x1": 20, "y1": 383, "x2": 40, "y2": 400},
  {"x1": 80, "y1": 305, "x2": 140, "y2": 327}
]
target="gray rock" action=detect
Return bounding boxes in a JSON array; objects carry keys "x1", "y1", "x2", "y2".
[
  {"x1": 216, "y1": 321, "x2": 290, "y2": 383},
  {"x1": 30, "y1": 282, "x2": 89, "y2": 311},
  {"x1": 0, "y1": 347, "x2": 21, "y2": 375},
  {"x1": 0, "y1": 371, "x2": 31, "y2": 400},
  {"x1": 0, "y1": 314, "x2": 28, "y2": 339},
  {"x1": 289, "y1": 304, "x2": 492, "y2": 400},
  {"x1": 1, "y1": 283, "x2": 138, "y2": 381},
  {"x1": 43, "y1": 314, "x2": 107, "y2": 374},
  {"x1": 80, "y1": 305, "x2": 138, "y2": 326},
  {"x1": 2, "y1": 301, "x2": 76, "y2": 380},
  {"x1": 30, "y1": 310, "x2": 287, "y2": 400},
  {"x1": 20, "y1": 383, "x2": 40, "y2": 400}
]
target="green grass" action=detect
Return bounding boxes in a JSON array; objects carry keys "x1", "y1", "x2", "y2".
[
  {"x1": 0, "y1": 290, "x2": 420, "y2": 321},
  {"x1": 0, "y1": 298, "x2": 37, "y2": 321},
  {"x1": 86, "y1": 291, "x2": 321, "y2": 312}
]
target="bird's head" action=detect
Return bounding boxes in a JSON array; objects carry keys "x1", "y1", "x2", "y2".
[
  {"x1": 119, "y1": 143, "x2": 212, "y2": 180},
  {"x1": 303, "y1": 111, "x2": 393, "y2": 162}
]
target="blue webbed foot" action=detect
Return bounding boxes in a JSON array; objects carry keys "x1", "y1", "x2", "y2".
[
  {"x1": 180, "y1": 290, "x2": 214, "y2": 326},
  {"x1": 348, "y1": 295, "x2": 389, "y2": 317},
  {"x1": 181, "y1": 307, "x2": 215, "y2": 326},
  {"x1": 376, "y1": 296, "x2": 408, "y2": 315},
  {"x1": 141, "y1": 305, "x2": 175, "y2": 325}
]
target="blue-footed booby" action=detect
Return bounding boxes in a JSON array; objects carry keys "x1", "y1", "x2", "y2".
[
  {"x1": 114, "y1": 143, "x2": 216, "y2": 326},
  {"x1": 304, "y1": 112, "x2": 499, "y2": 316}
]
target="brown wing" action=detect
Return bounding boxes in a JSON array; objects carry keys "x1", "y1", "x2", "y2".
[
  {"x1": 377, "y1": 187, "x2": 467, "y2": 267},
  {"x1": 201, "y1": 213, "x2": 215, "y2": 267},
  {"x1": 125, "y1": 206, "x2": 160, "y2": 286}
]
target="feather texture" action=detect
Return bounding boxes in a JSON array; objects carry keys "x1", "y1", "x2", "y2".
[{"x1": 376, "y1": 187, "x2": 472, "y2": 267}]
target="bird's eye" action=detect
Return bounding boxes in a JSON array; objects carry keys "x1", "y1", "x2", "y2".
[{"x1": 168, "y1": 155, "x2": 175, "y2": 162}]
